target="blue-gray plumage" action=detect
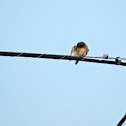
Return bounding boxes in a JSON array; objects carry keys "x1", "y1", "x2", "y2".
[{"x1": 77, "y1": 42, "x2": 86, "y2": 47}]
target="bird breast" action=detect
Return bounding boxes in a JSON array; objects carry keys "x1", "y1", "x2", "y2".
[{"x1": 77, "y1": 48, "x2": 87, "y2": 56}]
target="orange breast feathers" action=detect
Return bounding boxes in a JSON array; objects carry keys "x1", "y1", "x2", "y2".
[{"x1": 76, "y1": 44, "x2": 89, "y2": 57}]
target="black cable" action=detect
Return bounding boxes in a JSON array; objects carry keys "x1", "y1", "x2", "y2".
[
  {"x1": 0, "y1": 51, "x2": 126, "y2": 66},
  {"x1": 117, "y1": 113, "x2": 126, "y2": 126}
]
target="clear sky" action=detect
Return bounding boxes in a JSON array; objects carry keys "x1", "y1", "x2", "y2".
[{"x1": 0, "y1": 0, "x2": 126, "y2": 126}]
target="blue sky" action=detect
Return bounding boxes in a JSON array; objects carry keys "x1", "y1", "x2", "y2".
[{"x1": 0, "y1": 0, "x2": 126, "y2": 126}]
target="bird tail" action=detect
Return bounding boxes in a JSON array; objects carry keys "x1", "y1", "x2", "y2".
[{"x1": 75, "y1": 60, "x2": 79, "y2": 65}]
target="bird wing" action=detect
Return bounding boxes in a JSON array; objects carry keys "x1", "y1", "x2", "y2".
[{"x1": 70, "y1": 46, "x2": 78, "y2": 56}]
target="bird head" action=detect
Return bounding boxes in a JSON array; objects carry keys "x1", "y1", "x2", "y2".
[{"x1": 77, "y1": 42, "x2": 86, "y2": 47}]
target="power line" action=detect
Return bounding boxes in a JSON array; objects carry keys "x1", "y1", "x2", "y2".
[
  {"x1": 117, "y1": 113, "x2": 126, "y2": 126},
  {"x1": 86, "y1": 56, "x2": 126, "y2": 60},
  {"x1": 0, "y1": 51, "x2": 126, "y2": 66}
]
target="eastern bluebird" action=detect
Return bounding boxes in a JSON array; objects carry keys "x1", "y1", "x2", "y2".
[{"x1": 70, "y1": 42, "x2": 89, "y2": 64}]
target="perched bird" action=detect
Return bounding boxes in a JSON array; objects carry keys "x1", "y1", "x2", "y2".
[{"x1": 70, "y1": 42, "x2": 89, "y2": 64}]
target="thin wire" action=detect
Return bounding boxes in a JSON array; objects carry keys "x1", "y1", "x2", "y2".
[
  {"x1": 37, "y1": 54, "x2": 45, "y2": 58},
  {"x1": 86, "y1": 56, "x2": 126, "y2": 60}
]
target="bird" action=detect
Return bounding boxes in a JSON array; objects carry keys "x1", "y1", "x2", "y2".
[{"x1": 70, "y1": 42, "x2": 89, "y2": 64}]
